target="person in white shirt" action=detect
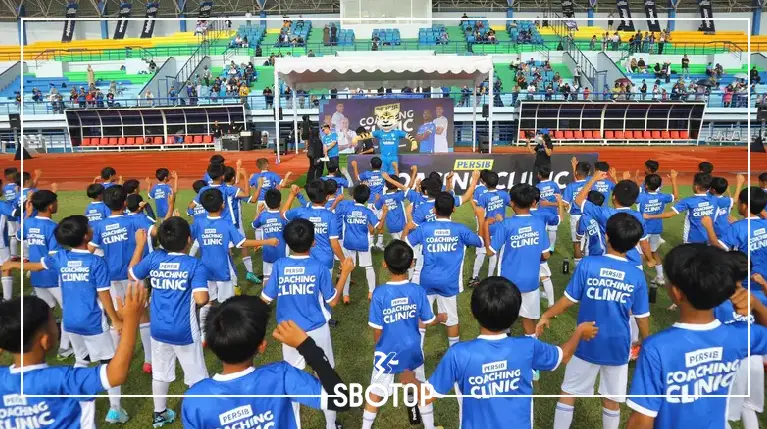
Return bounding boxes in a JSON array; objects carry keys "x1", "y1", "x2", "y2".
[
  {"x1": 330, "y1": 103, "x2": 346, "y2": 132},
  {"x1": 432, "y1": 105, "x2": 449, "y2": 153},
  {"x1": 336, "y1": 117, "x2": 357, "y2": 154}
]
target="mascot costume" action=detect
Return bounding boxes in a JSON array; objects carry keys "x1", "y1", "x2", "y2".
[{"x1": 353, "y1": 103, "x2": 417, "y2": 174}]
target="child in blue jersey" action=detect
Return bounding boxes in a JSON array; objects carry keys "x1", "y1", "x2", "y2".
[
  {"x1": 321, "y1": 124, "x2": 341, "y2": 171},
  {"x1": 532, "y1": 187, "x2": 565, "y2": 308},
  {"x1": 337, "y1": 184, "x2": 387, "y2": 302},
  {"x1": 592, "y1": 161, "x2": 616, "y2": 201},
  {"x1": 85, "y1": 183, "x2": 111, "y2": 226},
  {"x1": 626, "y1": 245, "x2": 767, "y2": 429},
  {"x1": 182, "y1": 296, "x2": 350, "y2": 429},
  {"x1": 322, "y1": 164, "x2": 350, "y2": 198},
  {"x1": 576, "y1": 191, "x2": 607, "y2": 258},
  {"x1": 186, "y1": 180, "x2": 209, "y2": 257},
  {"x1": 351, "y1": 157, "x2": 386, "y2": 249},
  {"x1": 252, "y1": 189, "x2": 288, "y2": 284},
  {"x1": 416, "y1": 109, "x2": 437, "y2": 153},
  {"x1": 3, "y1": 167, "x2": 18, "y2": 258},
  {"x1": 759, "y1": 172, "x2": 767, "y2": 193},
  {"x1": 487, "y1": 183, "x2": 551, "y2": 337},
  {"x1": 261, "y1": 218, "x2": 353, "y2": 429},
  {"x1": 540, "y1": 213, "x2": 651, "y2": 429},
  {"x1": 404, "y1": 276, "x2": 597, "y2": 429},
  {"x1": 406, "y1": 191, "x2": 484, "y2": 349},
  {"x1": 636, "y1": 172, "x2": 678, "y2": 286},
  {"x1": 645, "y1": 172, "x2": 716, "y2": 244},
  {"x1": 192, "y1": 187, "x2": 277, "y2": 342},
  {"x1": 129, "y1": 216, "x2": 210, "y2": 427},
  {"x1": 249, "y1": 157, "x2": 286, "y2": 210},
  {"x1": 97, "y1": 166, "x2": 119, "y2": 189},
  {"x1": 535, "y1": 165, "x2": 562, "y2": 254},
  {"x1": 0, "y1": 199, "x2": 14, "y2": 302},
  {"x1": 126, "y1": 194, "x2": 163, "y2": 257},
  {"x1": 123, "y1": 178, "x2": 158, "y2": 220},
  {"x1": 362, "y1": 241, "x2": 447, "y2": 429},
  {"x1": 563, "y1": 160, "x2": 592, "y2": 267},
  {"x1": 354, "y1": 125, "x2": 418, "y2": 174},
  {"x1": 14, "y1": 170, "x2": 40, "y2": 256},
  {"x1": 470, "y1": 171, "x2": 510, "y2": 287},
  {"x1": 375, "y1": 177, "x2": 407, "y2": 242},
  {"x1": 280, "y1": 180, "x2": 346, "y2": 275},
  {"x1": 223, "y1": 165, "x2": 260, "y2": 286},
  {"x1": 189, "y1": 160, "x2": 249, "y2": 226},
  {"x1": 147, "y1": 168, "x2": 176, "y2": 219},
  {"x1": 0, "y1": 284, "x2": 146, "y2": 429},
  {"x1": 710, "y1": 174, "x2": 745, "y2": 238},
  {"x1": 637, "y1": 159, "x2": 660, "y2": 194},
  {"x1": 202, "y1": 154, "x2": 225, "y2": 185}
]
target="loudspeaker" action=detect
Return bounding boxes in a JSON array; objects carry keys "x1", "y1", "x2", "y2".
[
  {"x1": 479, "y1": 136, "x2": 490, "y2": 153},
  {"x1": 482, "y1": 104, "x2": 489, "y2": 118},
  {"x1": 9, "y1": 114, "x2": 20, "y2": 130},
  {"x1": 752, "y1": 136, "x2": 766, "y2": 153}
]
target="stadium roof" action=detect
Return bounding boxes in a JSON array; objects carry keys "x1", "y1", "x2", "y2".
[{"x1": 275, "y1": 55, "x2": 494, "y2": 90}]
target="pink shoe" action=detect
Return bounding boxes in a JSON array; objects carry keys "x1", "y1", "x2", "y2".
[{"x1": 142, "y1": 362, "x2": 152, "y2": 374}]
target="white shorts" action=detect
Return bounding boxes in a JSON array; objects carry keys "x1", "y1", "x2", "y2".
[
  {"x1": 569, "y1": 215, "x2": 581, "y2": 242},
  {"x1": 519, "y1": 290, "x2": 541, "y2": 319},
  {"x1": 475, "y1": 243, "x2": 486, "y2": 256},
  {"x1": 283, "y1": 323, "x2": 334, "y2": 370},
  {"x1": 7, "y1": 220, "x2": 17, "y2": 236},
  {"x1": 369, "y1": 364, "x2": 425, "y2": 396},
  {"x1": 561, "y1": 356, "x2": 628, "y2": 402},
  {"x1": 0, "y1": 247, "x2": 9, "y2": 265},
  {"x1": 539, "y1": 262, "x2": 552, "y2": 277},
  {"x1": 727, "y1": 355, "x2": 765, "y2": 418},
  {"x1": 263, "y1": 261, "x2": 273, "y2": 278},
  {"x1": 69, "y1": 330, "x2": 115, "y2": 362},
  {"x1": 151, "y1": 338, "x2": 208, "y2": 386},
  {"x1": 34, "y1": 286, "x2": 62, "y2": 309},
  {"x1": 390, "y1": 231, "x2": 402, "y2": 241},
  {"x1": 427, "y1": 294, "x2": 459, "y2": 327},
  {"x1": 648, "y1": 234, "x2": 662, "y2": 252},
  {"x1": 208, "y1": 280, "x2": 235, "y2": 302},
  {"x1": 110, "y1": 280, "x2": 129, "y2": 307},
  {"x1": 343, "y1": 248, "x2": 372, "y2": 267}
]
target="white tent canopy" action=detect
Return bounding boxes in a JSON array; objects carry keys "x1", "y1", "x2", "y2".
[{"x1": 273, "y1": 55, "x2": 496, "y2": 161}]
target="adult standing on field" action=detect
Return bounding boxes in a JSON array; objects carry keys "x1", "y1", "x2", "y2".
[{"x1": 527, "y1": 129, "x2": 553, "y2": 184}]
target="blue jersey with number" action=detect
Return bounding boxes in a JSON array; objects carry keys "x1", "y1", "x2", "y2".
[
  {"x1": 253, "y1": 210, "x2": 288, "y2": 263},
  {"x1": 428, "y1": 335, "x2": 563, "y2": 429},
  {"x1": 285, "y1": 206, "x2": 339, "y2": 269},
  {"x1": 369, "y1": 280, "x2": 435, "y2": 373},
  {"x1": 417, "y1": 122, "x2": 436, "y2": 153},
  {"x1": 374, "y1": 191, "x2": 406, "y2": 233},
  {"x1": 337, "y1": 203, "x2": 379, "y2": 252},
  {"x1": 182, "y1": 363, "x2": 323, "y2": 429},
  {"x1": 359, "y1": 170, "x2": 385, "y2": 202},
  {"x1": 191, "y1": 215, "x2": 245, "y2": 282},
  {"x1": 576, "y1": 214, "x2": 605, "y2": 257},
  {"x1": 372, "y1": 129, "x2": 408, "y2": 159},
  {"x1": 19, "y1": 216, "x2": 61, "y2": 287},
  {"x1": 249, "y1": 171, "x2": 282, "y2": 202},
  {"x1": 636, "y1": 192, "x2": 674, "y2": 234},
  {"x1": 477, "y1": 190, "x2": 510, "y2": 222},
  {"x1": 672, "y1": 194, "x2": 717, "y2": 243},
  {"x1": 563, "y1": 179, "x2": 588, "y2": 215},
  {"x1": 490, "y1": 214, "x2": 550, "y2": 292},
  {"x1": 89, "y1": 215, "x2": 141, "y2": 282},
  {"x1": 148, "y1": 183, "x2": 173, "y2": 219},
  {"x1": 627, "y1": 322, "x2": 767, "y2": 429},
  {"x1": 565, "y1": 254, "x2": 650, "y2": 365}
]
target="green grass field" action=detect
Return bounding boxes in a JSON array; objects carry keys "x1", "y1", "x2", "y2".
[{"x1": 1, "y1": 184, "x2": 762, "y2": 429}]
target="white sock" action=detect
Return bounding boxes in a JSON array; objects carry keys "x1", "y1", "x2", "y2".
[
  {"x1": 602, "y1": 407, "x2": 620, "y2": 429},
  {"x1": 488, "y1": 254, "x2": 498, "y2": 276},
  {"x1": 375, "y1": 235, "x2": 383, "y2": 247},
  {"x1": 365, "y1": 266, "x2": 376, "y2": 293},
  {"x1": 419, "y1": 403, "x2": 435, "y2": 429},
  {"x1": 189, "y1": 240, "x2": 200, "y2": 256},
  {"x1": 152, "y1": 380, "x2": 169, "y2": 413},
  {"x1": 419, "y1": 328, "x2": 426, "y2": 350},
  {"x1": 362, "y1": 409, "x2": 377, "y2": 429},
  {"x1": 2, "y1": 276, "x2": 12, "y2": 301},
  {"x1": 59, "y1": 326, "x2": 71, "y2": 351},
  {"x1": 448, "y1": 336, "x2": 459, "y2": 347},
  {"x1": 243, "y1": 256, "x2": 253, "y2": 273},
  {"x1": 9, "y1": 237, "x2": 18, "y2": 257},
  {"x1": 553, "y1": 402, "x2": 574, "y2": 429},
  {"x1": 140, "y1": 323, "x2": 152, "y2": 363},
  {"x1": 472, "y1": 252, "x2": 485, "y2": 278},
  {"x1": 110, "y1": 328, "x2": 121, "y2": 348},
  {"x1": 343, "y1": 273, "x2": 351, "y2": 297},
  {"x1": 292, "y1": 402, "x2": 301, "y2": 426},
  {"x1": 199, "y1": 304, "x2": 212, "y2": 340},
  {"x1": 655, "y1": 264, "x2": 664, "y2": 280},
  {"x1": 742, "y1": 408, "x2": 759, "y2": 429},
  {"x1": 323, "y1": 410, "x2": 336, "y2": 429},
  {"x1": 574, "y1": 258, "x2": 581, "y2": 267},
  {"x1": 415, "y1": 364, "x2": 426, "y2": 383},
  {"x1": 548, "y1": 230, "x2": 557, "y2": 250},
  {"x1": 542, "y1": 278, "x2": 555, "y2": 306},
  {"x1": 630, "y1": 316, "x2": 639, "y2": 343},
  {"x1": 108, "y1": 385, "x2": 122, "y2": 410}
]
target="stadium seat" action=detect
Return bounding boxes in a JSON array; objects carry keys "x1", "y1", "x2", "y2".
[
  {"x1": 117, "y1": 137, "x2": 126, "y2": 146},
  {"x1": 166, "y1": 136, "x2": 174, "y2": 145},
  {"x1": 624, "y1": 131, "x2": 634, "y2": 139},
  {"x1": 605, "y1": 130, "x2": 614, "y2": 139},
  {"x1": 153, "y1": 137, "x2": 162, "y2": 145},
  {"x1": 81, "y1": 138, "x2": 91, "y2": 146},
  {"x1": 193, "y1": 135, "x2": 203, "y2": 143},
  {"x1": 553, "y1": 130, "x2": 564, "y2": 140},
  {"x1": 108, "y1": 138, "x2": 117, "y2": 146},
  {"x1": 679, "y1": 131, "x2": 689, "y2": 139},
  {"x1": 573, "y1": 131, "x2": 583, "y2": 139},
  {"x1": 99, "y1": 138, "x2": 108, "y2": 146},
  {"x1": 670, "y1": 131, "x2": 680, "y2": 139},
  {"x1": 651, "y1": 131, "x2": 661, "y2": 139},
  {"x1": 564, "y1": 130, "x2": 574, "y2": 139},
  {"x1": 614, "y1": 131, "x2": 624, "y2": 139},
  {"x1": 661, "y1": 131, "x2": 671, "y2": 139},
  {"x1": 203, "y1": 135, "x2": 213, "y2": 143},
  {"x1": 126, "y1": 137, "x2": 135, "y2": 145},
  {"x1": 519, "y1": 130, "x2": 526, "y2": 139},
  {"x1": 590, "y1": 130, "x2": 601, "y2": 139},
  {"x1": 184, "y1": 136, "x2": 193, "y2": 143},
  {"x1": 643, "y1": 131, "x2": 652, "y2": 139}
]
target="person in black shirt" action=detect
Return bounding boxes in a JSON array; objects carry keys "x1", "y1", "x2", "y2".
[
  {"x1": 229, "y1": 122, "x2": 243, "y2": 134},
  {"x1": 526, "y1": 129, "x2": 553, "y2": 184},
  {"x1": 306, "y1": 127, "x2": 324, "y2": 181},
  {"x1": 354, "y1": 126, "x2": 375, "y2": 154}
]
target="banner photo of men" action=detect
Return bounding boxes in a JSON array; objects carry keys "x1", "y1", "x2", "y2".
[{"x1": 320, "y1": 98, "x2": 455, "y2": 155}]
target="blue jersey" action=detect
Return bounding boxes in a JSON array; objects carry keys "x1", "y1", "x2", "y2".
[
  {"x1": 711, "y1": 194, "x2": 733, "y2": 238},
  {"x1": 406, "y1": 219, "x2": 483, "y2": 296},
  {"x1": 412, "y1": 196, "x2": 461, "y2": 226},
  {"x1": 42, "y1": 249, "x2": 110, "y2": 336},
  {"x1": 321, "y1": 175, "x2": 349, "y2": 197},
  {"x1": 565, "y1": 254, "x2": 649, "y2": 365},
  {"x1": 128, "y1": 213, "x2": 156, "y2": 256},
  {"x1": 375, "y1": 191, "x2": 407, "y2": 233},
  {"x1": 130, "y1": 250, "x2": 208, "y2": 345},
  {"x1": 337, "y1": 203, "x2": 379, "y2": 251},
  {"x1": 477, "y1": 190, "x2": 510, "y2": 222},
  {"x1": 19, "y1": 216, "x2": 61, "y2": 287},
  {"x1": 369, "y1": 280, "x2": 435, "y2": 372},
  {"x1": 562, "y1": 179, "x2": 588, "y2": 215},
  {"x1": 406, "y1": 189, "x2": 428, "y2": 208},
  {"x1": 417, "y1": 122, "x2": 436, "y2": 153},
  {"x1": 490, "y1": 214, "x2": 550, "y2": 292},
  {"x1": 627, "y1": 321, "x2": 767, "y2": 429},
  {"x1": 530, "y1": 208, "x2": 560, "y2": 252},
  {"x1": 321, "y1": 131, "x2": 339, "y2": 158},
  {"x1": 252, "y1": 210, "x2": 288, "y2": 263},
  {"x1": 0, "y1": 364, "x2": 110, "y2": 429},
  {"x1": 372, "y1": 129, "x2": 408, "y2": 159},
  {"x1": 285, "y1": 206, "x2": 339, "y2": 269},
  {"x1": 636, "y1": 192, "x2": 674, "y2": 234},
  {"x1": 580, "y1": 200, "x2": 648, "y2": 267},
  {"x1": 576, "y1": 214, "x2": 605, "y2": 257},
  {"x1": 261, "y1": 255, "x2": 335, "y2": 331},
  {"x1": 719, "y1": 217, "x2": 767, "y2": 283},
  {"x1": 672, "y1": 194, "x2": 717, "y2": 243},
  {"x1": 193, "y1": 184, "x2": 243, "y2": 225},
  {"x1": 191, "y1": 215, "x2": 245, "y2": 282},
  {"x1": 3, "y1": 183, "x2": 17, "y2": 202},
  {"x1": 472, "y1": 184, "x2": 488, "y2": 203},
  {"x1": 0, "y1": 202, "x2": 11, "y2": 248},
  {"x1": 359, "y1": 170, "x2": 384, "y2": 202},
  {"x1": 89, "y1": 215, "x2": 140, "y2": 281},
  {"x1": 101, "y1": 182, "x2": 116, "y2": 190},
  {"x1": 84, "y1": 201, "x2": 110, "y2": 225},
  {"x1": 202, "y1": 172, "x2": 213, "y2": 186},
  {"x1": 428, "y1": 335, "x2": 562, "y2": 429},
  {"x1": 148, "y1": 183, "x2": 173, "y2": 219},
  {"x1": 182, "y1": 363, "x2": 323, "y2": 429},
  {"x1": 535, "y1": 180, "x2": 561, "y2": 216},
  {"x1": 249, "y1": 171, "x2": 282, "y2": 202},
  {"x1": 593, "y1": 178, "x2": 615, "y2": 201}
]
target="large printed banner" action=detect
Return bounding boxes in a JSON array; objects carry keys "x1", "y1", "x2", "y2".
[
  {"x1": 697, "y1": 0, "x2": 715, "y2": 32},
  {"x1": 199, "y1": 1, "x2": 213, "y2": 17},
  {"x1": 320, "y1": 98, "x2": 455, "y2": 154},
  {"x1": 140, "y1": 2, "x2": 160, "y2": 38},
  {"x1": 644, "y1": 0, "x2": 661, "y2": 32},
  {"x1": 561, "y1": 0, "x2": 575, "y2": 17},
  {"x1": 616, "y1": 0, "x2": 636, "y2": 31},
  {"x1": 347, "y1": 153, "x2": 598, "y2": 195},
  {"x1": 113, "y1": 2, "x2": 132, "y2": 40},
  {"x1": 62, "y1": 2, "x2": 78, "y2": 43}
]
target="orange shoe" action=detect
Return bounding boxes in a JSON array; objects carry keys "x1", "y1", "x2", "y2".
[
  {"x1": 630, "y1": 344, "x2": 641, "y2": 361},
  {"x1": 142, "y1": 362, "x2": 152, "y2": 374},
  {"x1": 368, "y1": 292, "x2": 373, "y2": 301},
  {"x1": 343, "y1": 296, "x2": 350, "y2": 305}
]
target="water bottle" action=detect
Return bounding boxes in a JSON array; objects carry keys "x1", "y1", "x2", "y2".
[
  {"x1": 562, "y1": 258, "x2": 570, "y2": 275},
  {"x1": 648, "y1": 284, "x2": 658, "y2": 304}
]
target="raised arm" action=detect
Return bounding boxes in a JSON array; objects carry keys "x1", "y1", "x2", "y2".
[
  {"x1": 460, "y1": 170, "x2": 481, "y2": 206},
  {"x1": 668, "y1": 170, "x2": 680, "y2": 201},
  {"x1": 280, "y1": 185, "x2": 300, "y2": 218},
  {"x1": 574, "y1": 170, "x2": 607, "y2": 209},
  {"x1": 350, "y1": 160, "x2": 361, "y2": 182}
]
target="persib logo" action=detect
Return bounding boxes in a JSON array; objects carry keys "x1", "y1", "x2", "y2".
[{"x1": 454, "y1": 159, "x2": 493, "y2": 171}]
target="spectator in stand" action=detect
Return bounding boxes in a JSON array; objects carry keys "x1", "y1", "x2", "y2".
[
  {"x1": 589, "y1": 35, "x2": 597, "y2": 50},
  {"x1": 148, "y1": 60, "x2": 157, "y2": 74},
  {"x1": 330, "y1": 23, "x2": 338, "y2": 45},
  {"x1": 239, "y1": 83, "x2": 250, "y2": 106},
  {"x1": 308, "y1": 50, "x2": 315, "y2": 57},
  {"x1": 640, "y1": 80, "x2": 647, "y2": 100},
  {"x1": 654, "y1": 62, "x2": 662, "y2": 78},
  {"x1": 440, "y1": 31, "x2": 449, "y2": 45},
  {"x1": 106, "y1": 91, "x2": 114, "y2": 108},
  {"x1": 460, "y1": 85, "x2": 471, "y2": 107},
  {"x1": 583, "y1": 86, "x2": 590, "y2": 100},
  {"x1": 637, "y1": 58, "x2": 647, "y2": 73},
  {"x1": 611, "y1": 32, "x2": 620, "y2": 50},
  {"x1": 323, "y1": 24, "x2": 330, "y2": 45},
  {"x1": 629, "y1": 58, "x2": 638, "y2": 73},
  {"x1": 263, "y1": 86, "x2": 274, "y2": 109},
  {"x1": 751, "y1": 66, "x2": 761, "y2": 84},
  {"x1": 657, "y1": 32, "x2": 665, "y2": 54},
  {"x1": 145, "y1": 89, "x2": 154, "y2": 107}
]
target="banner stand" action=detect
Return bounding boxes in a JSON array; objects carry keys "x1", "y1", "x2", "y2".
[
  {"x1": 472, "y1": 85, "x2": 477, "y2": 153},
  {"x1": 292, "y1": 90, "x2": 299, "y2": 154}
]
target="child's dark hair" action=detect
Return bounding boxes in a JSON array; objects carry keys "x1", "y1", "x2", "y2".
[
  {"x1": 353, "y1": 184, "x2": 370, "y2": 204},
  {"x1": 223, "y1": 166, "x2": 237, "y2": 183},
  {"x1": 471, "y1": 276, "x2": 522, "y2": 332},
  {"x1": 759, "y1": 172, "x2": 767, "y2": 183},
  {"x1": 31, "y1": 190, "x2": 57, "y2": 212},
  {"x1": 192, "y1": 179, "x2": 207, "y2": 194},
  {"x1": 484, "y1": 171, "x2": 499, "y2": 189},
  {"x1": 606, "y1": 213, "x2": 643, "y2": 253},
  {"x1": 126, "y1": 194, "x2": 143, "y2": 213},
  {"x1": 428, "y1": 172, "x2": 441, "y2": 183},
  {"x1": 644, "y1": 160, "x2": 659, "y2": 173},
  {"x1": 306, "y1": 180, "x2": 326, "y2": 204},
  {"x1": 644, "y1": 174, "x2": 662, "y2": 192},
  {"x1": 14, "y1": 171, "x2": 30, "y2": 186},
  {"x1": 101, "y1": 167, "x2": 116, "y2": 180},
  {"x1": 206, "y1": 296, "x2": 272, "y2": 364},
  {"x1": 664, "y1": 244, "x2": 746, "y2": 310},
  {"x1": 210, "y1": 154, "x2": 225, "y2": 165},
  {"x1": 434, "y1": 192, "x2": 455, "y2": 217},
  {"x1": 587, "y1": 190, "x2": 605, "y2": 206},
  {"x1": 158, "y1": 217, "x2": 191, "y2": 252},
  {"x1": 612, "y1": 180, "x2": 639, "y2": 207},
  {"x1": 264, "y1": 189, "x2": 281, "y2": 210},
  {"x1": 54, "y1": 215, "x2": 90, "y2": 248},
  {"x1": 370, "y1": 157, "x2": 382, "y2": 169},
  {"x1": 200, "y1": 188, "x2": 224, "y2": 213},
  {"x1": 283, "y1": 218, "x2": 315, "y2": 253},
  {"x1": 537, "y1": 164, "x2": 551, "y2": 180},
  {"x1": 742, "y1": 187, "x2": 767, "y2": 215},
  {"x1": 510, "y1": 183, "x2": 536, "y2": 209},
  {"x1": 327, "y1": 164, "x2": 339, "y2": 175},
  {"x1": 698, "y1": 161, "x2": 714, "y2": 174},
  {"x1": 156, "y1": 168, "x2": 170, "y2": 181},
  {"x1": 103, "y1": 185, "x2": 127, "y2": 211},
  {"x1": 324, "y1": 179, "x2": 338, "y2": 197},
  {"x1": 575, "y1": 161, "x2": 592, "y2": 178},
  {"x1": 3, "y1": 167, "x2": 17, "y2": 178},
  {"x1": 123, "y1": 179, "x2": 140, "y2": 195},
  {"x1": 0, "y1": 296, "x2": 52, "y2": 354},
  {"x1": 87, "y1": 183, "x2": 104, "y2": 199},
  {"x1": 383, "y1": 240, "x2": 413, "y2": 275},
  {"x1": 709, "y1": 177, "x2": 728, "y2": 195},
  {"x1": 207, "y1": 162, "x2": 226, "y2": 182},
  {"x1": 594, "y1": 161, "x2": 610, "y2": 172},
  {"x1": 693, "y1": 173, "x2": 713, "y2": 190}
]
